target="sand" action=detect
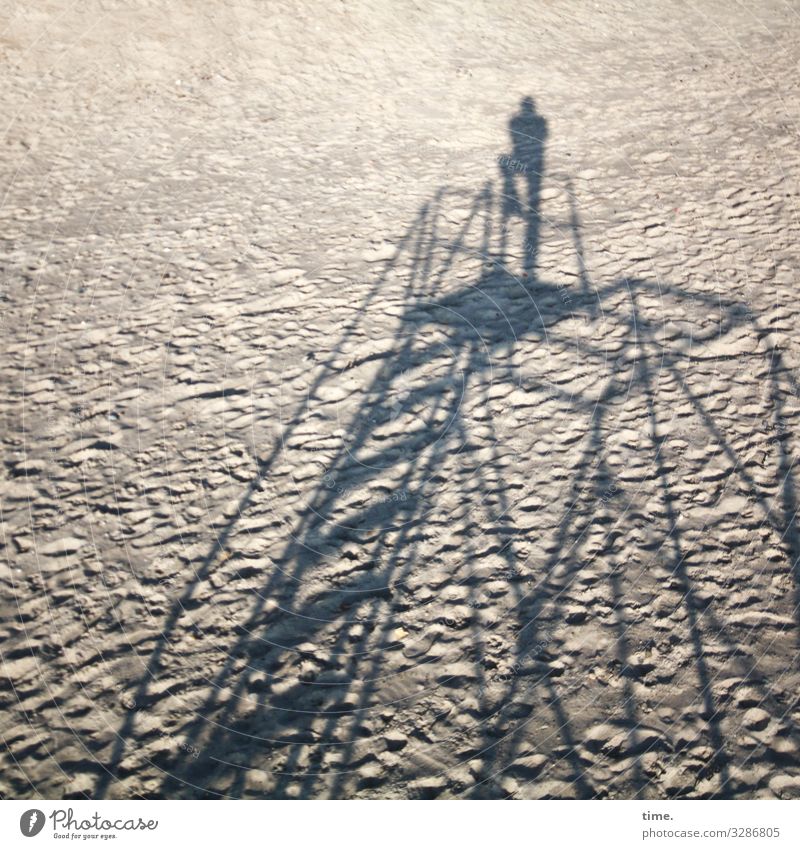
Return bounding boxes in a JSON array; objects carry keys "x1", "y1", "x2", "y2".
[{"x1": 2, "y1": 0, "x2": 800, "y2": 799}]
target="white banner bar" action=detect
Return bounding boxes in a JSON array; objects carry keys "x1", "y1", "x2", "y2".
[{"x1": 3, "y1": 800, "x2": 800, "y2": 848}]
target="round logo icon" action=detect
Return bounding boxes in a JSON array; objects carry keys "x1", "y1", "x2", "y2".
[{"x1": 19, "y1": 810, "x2": 45, "y2": 837}]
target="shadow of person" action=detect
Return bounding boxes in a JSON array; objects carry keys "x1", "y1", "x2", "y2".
[{"x1": 499, "y1": 96, "x2": 547, "y2": 274}]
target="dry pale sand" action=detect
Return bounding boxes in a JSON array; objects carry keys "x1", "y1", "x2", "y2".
[{"x1": 2, "y1": 0, "x2": 800, "y2": 799}]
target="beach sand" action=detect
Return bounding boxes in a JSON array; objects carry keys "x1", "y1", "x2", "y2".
[{"x1": 2, "y1": 0, "x2": 800, "y2": 799}]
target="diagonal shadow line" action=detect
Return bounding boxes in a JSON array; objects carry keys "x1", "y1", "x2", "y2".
[
  {"x1": 463, "y1": 350, "x2": 601, "y2": 798},
  {"x1": 666, "y1": 346, "x2": 800, "y2": 623},
  {"x1": 309, "y1": 186, "x2": 503, "y2": 799},
  {"x1": 93, "y1": 192, "x2": 452, "y2": 797},
  {"x1": 466, "y1": 274, "x2": 780, "y2": 800},
  {"x1": 660, "y1": 360, "x2": 800, "y2": 723},
  {"x1": 148, "y1": 183, "x2": 502, "y2": 793},
  {"x1": 169, "y1": 334, "x2": 490, "y2": 796},
  {"x1": 630, "y1": 285, "x2": 730, "y2": 787},
  {"x1": 147, "y1": 141, "x2": 568, "y2": 796},
  {"x1": 465, "y1": 364, "x2": 627, "y2": 797},
  {"x1": 225, "y1": 322, "x2": 548, "y2": 798}
]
